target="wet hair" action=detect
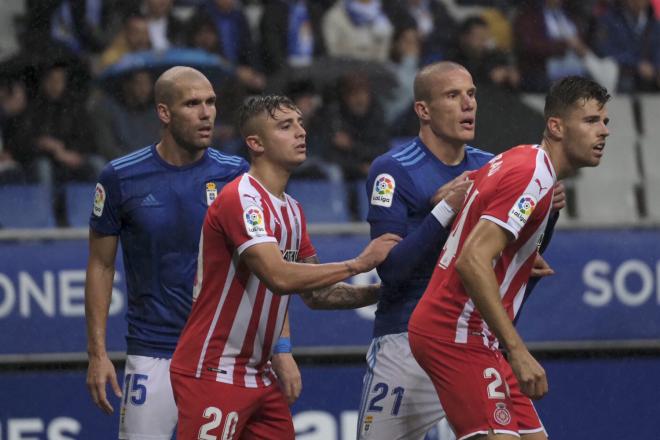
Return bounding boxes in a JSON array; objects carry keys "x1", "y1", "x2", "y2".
[
  {"x1": 544, "y1": 76, "x2": 611, "y2": 119},
  {"x1": 238, "y1": 95, "x2": 299, "y2": 138}
]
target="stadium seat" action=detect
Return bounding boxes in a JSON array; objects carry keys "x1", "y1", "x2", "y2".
[
  {"x1": 0, "y1": 185, "x2": 55, "y2": 228},
  {"x1": 572, "y1": 96, "x2": 641, "y2": 224},
  {"x1": 65, "y1": 183, "x2": 96, "y2": 227},
  {"x1": 287, "y1": 179, "x2": 350, "y2": 223},
  {"x1": 639, "y1": 95, "x2": 660, "y2": 219},
  {"x1": 355, "y1": 180, "x2": 369, "y2": 222}
]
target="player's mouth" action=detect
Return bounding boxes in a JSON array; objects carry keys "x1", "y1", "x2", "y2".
[
  {"x1": 460, "y1": 117, "x2": 475, "y2": 130},
  {"x1": 593, "y1": 142, "x2": 605, "y2": 157},
  {"x1": 295, "y1": 143, "x2": 306, "y2": 152},
  {"x1": 198, "y1": 126, "x2": 212, "y2": 138}
]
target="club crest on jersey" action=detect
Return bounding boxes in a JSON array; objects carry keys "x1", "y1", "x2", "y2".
[
  {"x1": 205, "y1": 182, "x2": 218, "y2": 206},
  {"x1": 363, "y1": 415, "x2": 374, "y2": 433},
  {"x1": 509, "y1": 194, "x2": 537, "y2": 228},
  {"x1": 93, "y1": 183, "x2": 106, "y2": 217},
  {"x1": 243, "y1": 206, "x2": 267, "y2": 237},
  {"x1": 494, "y1": 402, "x2": 512, "y2": 426},
  {"x1": 282, "y1": 249, "x2": 299, "y2": 262},
  {"x1": 371, "y1": 173, "x2": 395, "y2": 207}
]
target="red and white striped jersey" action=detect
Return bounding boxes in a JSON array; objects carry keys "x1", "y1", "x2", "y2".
[
  {"x1": 171, "y1": 173, "x2": 316, "y2": 388},
  {"x1": 409, "y1": 145, "x2": 556, "y2": 348}
]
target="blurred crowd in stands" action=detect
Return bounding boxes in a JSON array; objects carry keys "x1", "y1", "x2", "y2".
[{"x1": 0, "y1": 0, "x2": 659, "y2": 224}]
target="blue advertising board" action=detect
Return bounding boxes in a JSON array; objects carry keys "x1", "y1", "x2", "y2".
[
  {"x1": 0, "y1": 358, "x2": 658, "y2": 439},
  {"x1": 1, "y1": 228, "x2": 659, "y2": 355}
]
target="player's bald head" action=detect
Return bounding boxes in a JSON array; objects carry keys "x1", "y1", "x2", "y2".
[
  {"x1": 154, "y1": 66, "x2": 211, "y2": 106},
  {"x1": 414, "y1": 62, "x2": 469, "y2": 102}
]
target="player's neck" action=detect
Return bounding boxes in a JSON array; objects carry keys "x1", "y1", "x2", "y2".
[
  {"x1": 421, "y1": 131, "x2": 465, "y2": 165},
  {"x1": 248, "y1": 163, "x2": 290, "y2": 200},
  {"x1": 540, "y1": 137, "x2": 571, "y2": 180},
  {"x1": 156, "y1": 139, "x2": 205, "y2": 166}
]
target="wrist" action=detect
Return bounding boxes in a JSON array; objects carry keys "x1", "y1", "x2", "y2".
[
  {"x1": 273, "y1": 337, "x2": 292, "y2": 354},
  {"x1": 344, "y1": 258, "x2": 360, "y2": 275},
  {"x1": 431, "y1": 199, "x2": 456, "y2": 228}
]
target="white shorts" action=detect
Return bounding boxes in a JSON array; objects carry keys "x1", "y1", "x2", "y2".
[
  {"x1": 357, "y1": 333, "x2": 456, "y2": 440},
  {"x1": 118, "y1": 355, "x2": 177, "y2": 440}
]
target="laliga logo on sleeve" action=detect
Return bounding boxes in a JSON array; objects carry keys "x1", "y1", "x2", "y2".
[
  {"x1": 509, "y1": 194, "x2": 537, "y2": 228},
  {"x1": 371, "y1": 173, "x2": 395, "y2": 207},
  {"x1": 93, "y1": 183, "x2": 106, "y2": 217},
  {"x1": 244, "y1": 206, "x2": 267, "y2": 237}
]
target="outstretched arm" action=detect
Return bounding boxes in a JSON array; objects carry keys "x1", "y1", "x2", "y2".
[
  {"x1": 240, "y1": 234, "x2": 400, "y2": 295},
  {"x1": 298, "y1": 255, "x2": 380, "y2": 309}
]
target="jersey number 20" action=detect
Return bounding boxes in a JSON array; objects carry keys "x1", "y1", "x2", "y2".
[{"x1": 199, "y1": 407, "x2": 239, "y2": 440}]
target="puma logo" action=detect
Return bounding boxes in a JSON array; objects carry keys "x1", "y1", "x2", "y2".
[{"x1": 534, "y1": 178, "x2": 549, "y2": 192}]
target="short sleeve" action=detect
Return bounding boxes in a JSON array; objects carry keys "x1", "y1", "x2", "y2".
[
  {"x1": 297, "y1": 205, "x2": 317, "y2": 260},
  {"x1": 89, "y1": 164, "x2": 122, "y2": 235},
  {"x1": 211, "y1": 187, "x2": 277, "y2": 255},
  {"x1": 480, "y1": 161, "x2": 552, "y2": 240},
  {"x1": 365, "y1": 156, "x2": 416, "y2": 238}
]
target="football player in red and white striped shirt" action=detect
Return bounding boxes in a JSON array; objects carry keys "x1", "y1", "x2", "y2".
[
  {"x1": 171, "y1": 95, "x2": 400, "y2": 440},
  {"x1": 409, "y1": 76, "x2": 610, "y2": 440}
]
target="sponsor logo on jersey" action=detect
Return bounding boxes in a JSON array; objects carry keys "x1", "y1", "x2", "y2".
[
  {"x1": 371, "y1": 173, "x2": 395, "y2": 207},
  {"x1": 509, "y1": 194, "x2": 537, "y2": 228},
  {"x1": 93, "y1": 183, "x2": 106, "y2": 217},
  {"x1": 534, "y1": 178, "x2": 549, "y2": 192},
  {"x1": 206, "y1": 182, "x2": 218, "y2": 206},
  {"x1": 140, "y1": 193, "x2": 160, "y2": 206},
  {"x1": 244, "y1": 206, "x2": 267, "y2": 237},
  {"x1": 282, "y1": 249, "x2": 299, "y2": 262},
  {"x1": 494, "y1": 402, "x2": 512, "y2": 426},
  {"x1": 488, "y1": 155, "x2": 503, "y2": 176}
]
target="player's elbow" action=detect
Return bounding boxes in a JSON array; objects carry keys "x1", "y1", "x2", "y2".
[
  {"x1": 455, "y1": 250, "x2": 479, "y2": 280},
  {"x1": 266, "y1": 271, "x2": 297, "y2": 295}
]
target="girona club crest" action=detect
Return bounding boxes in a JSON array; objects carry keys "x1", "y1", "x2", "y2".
[{"x1": 494, "y1": 402, "x2": 512, "y2": 426}]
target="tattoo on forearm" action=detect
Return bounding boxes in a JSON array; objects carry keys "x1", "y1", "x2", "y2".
[{"x1": 298, "y1": 255, "x2": 379, "y2": 310}]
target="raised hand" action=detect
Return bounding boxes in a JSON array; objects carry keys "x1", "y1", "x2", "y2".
[
  {"x1": 352, "y1": 233, "x2": 402, "y2": 273},
  {"x1": 430, "y1": 171, "x2": 473, "y2": 210}
]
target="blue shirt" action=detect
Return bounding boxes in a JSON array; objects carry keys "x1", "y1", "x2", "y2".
[
  {"x1": 366, "y1": 138, "x2": 493, "y2": 337},
  {"x1": 90, "y1": 144, "x2": 249, "y2": 357}
]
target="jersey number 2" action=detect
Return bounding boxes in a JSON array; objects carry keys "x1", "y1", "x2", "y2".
[
  {"x1": 483, "y1": 367, "x2": 510, "y2": 399},
  {"x1": 198, "y1": 406, "x2": 239, "y2": 440}
]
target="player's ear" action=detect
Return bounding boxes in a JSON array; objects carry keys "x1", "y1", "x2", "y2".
[
  {"x1": 414, "y1": 100, "x2": 430, "y2": 121},
  {"x1": 245, "y1": 135, "x2": 265, "y2": 154},
  {"x1": 546, "y1": 116, "x2": 563, "y2": 140},
  {"x1": 156, "y1": 103, "x2": 171, "y2": 125}
]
